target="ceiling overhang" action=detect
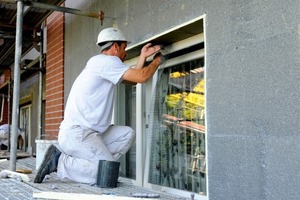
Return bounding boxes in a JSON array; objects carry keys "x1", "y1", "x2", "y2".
[
  {"x1": 0, "y1": 0, "x2": 65, "y2": 71},
  {"x1": 126, "y1": 19, "x2": 204, "y2": 60}
]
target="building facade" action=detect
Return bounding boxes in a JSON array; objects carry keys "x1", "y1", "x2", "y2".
[{"x1": 1, "y1": 0, "x2": 299, "y2": 199}]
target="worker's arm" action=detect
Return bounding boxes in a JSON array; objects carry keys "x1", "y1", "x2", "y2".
[{"x1": 122, "y1": 52, "x2": 163, "y2": 84}]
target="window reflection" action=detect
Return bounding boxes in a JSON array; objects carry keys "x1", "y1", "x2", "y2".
[{"x1": 148, "y1": 59, "x2": 206, "y2": 195}]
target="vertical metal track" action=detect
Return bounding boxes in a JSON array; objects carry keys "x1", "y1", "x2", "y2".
[{"x1": 38, "y1": 27, "x2": 44, "y2": 140}]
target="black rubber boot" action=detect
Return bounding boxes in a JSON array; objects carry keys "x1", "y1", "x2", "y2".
[{"x1": 34, "y1": 144, "x2": 61, "y2": 183}]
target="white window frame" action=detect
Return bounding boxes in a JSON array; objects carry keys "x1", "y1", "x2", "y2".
[{"x1": 123, "y1": 15, "x2": 207, "y2": 199}]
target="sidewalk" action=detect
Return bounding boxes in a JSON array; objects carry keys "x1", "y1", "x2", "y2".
[{"x1": 0, "y1": 156, "x2": 191, "y2": 200}]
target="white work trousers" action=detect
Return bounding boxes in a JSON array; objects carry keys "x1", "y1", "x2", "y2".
[{"x1": 57, "y1": 125, "x2": 135, "y2": 184}]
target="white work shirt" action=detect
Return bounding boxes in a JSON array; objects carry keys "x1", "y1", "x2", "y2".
[{"x1": 60, "y1": 54, "x2": 129, "y2": 133}]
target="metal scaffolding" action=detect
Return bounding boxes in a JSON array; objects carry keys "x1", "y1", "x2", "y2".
[{"x1": 7, "y1": 0, "x2": 105, "y2": 171}]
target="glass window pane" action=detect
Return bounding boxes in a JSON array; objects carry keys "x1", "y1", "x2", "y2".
[
  {"x1": 123, "y1": 85, "x2": 136, "y2": 179},
  {"x1": 148, "y1": 58, "x2": 206, "y2": 195}
]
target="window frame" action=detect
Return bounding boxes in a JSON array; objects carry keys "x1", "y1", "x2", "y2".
[{"x1": 121, "y1": 15, "x2": 207, "y2": 199}]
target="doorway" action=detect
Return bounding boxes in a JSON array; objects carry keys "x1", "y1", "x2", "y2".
[{"x1": 19, "y1": 105, "x2": 32, "y2": 154}]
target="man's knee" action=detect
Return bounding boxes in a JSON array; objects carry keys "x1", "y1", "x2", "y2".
[
  {"x1": 125, "y1": 127, "x2": 135, "y2": 144},
  {"x1": 119, "y1": 127, "x2": 135, "y2": 155}
]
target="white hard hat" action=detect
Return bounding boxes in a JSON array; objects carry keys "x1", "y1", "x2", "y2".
[{"x1": 96, "y1": 27, "x2": 128, "y2": 46}]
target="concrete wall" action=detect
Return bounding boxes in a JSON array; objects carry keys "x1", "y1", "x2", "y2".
[{"x1": 64, "y1": 0, "x2": 300, "y2": 199}]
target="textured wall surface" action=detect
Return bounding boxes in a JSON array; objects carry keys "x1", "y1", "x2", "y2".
[{"x1": 64, "y1": 0, "x2": 300, "y2": 199}]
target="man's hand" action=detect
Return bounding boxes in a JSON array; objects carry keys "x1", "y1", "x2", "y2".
[
  {"x1": 134, "y1": 43, "x2": 162, "y2": 70},
  {"x1": 141, "y1": 43, "x2": 161, "y2": 58}
]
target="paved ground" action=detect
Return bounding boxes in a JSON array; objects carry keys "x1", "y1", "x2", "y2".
[{"x1": 0, "y1": 156, "x2": 192, "y2": 200}]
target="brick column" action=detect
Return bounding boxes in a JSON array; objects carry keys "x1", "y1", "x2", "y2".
[{"x1": 45, "y1": 10, "x2": 64, "y2": 137}]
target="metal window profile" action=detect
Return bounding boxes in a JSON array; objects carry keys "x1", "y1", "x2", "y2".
[
  {"x1": 125, "y1": 33, "x2": 204, "y2": 67},
  {"x1": 122, "y1": 18, "x2": 205, "y2": 193}
]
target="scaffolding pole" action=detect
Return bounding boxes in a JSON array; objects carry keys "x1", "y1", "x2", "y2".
[
  {"x1": 0, "y1": 0, "x2": 105, "y2": 21},
  {"x1": 10, "y1": 0, "x2": 23, "y2": 171},
  {"x1": 24, "y1": 1, "x2": 105, "y2": 23}
]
